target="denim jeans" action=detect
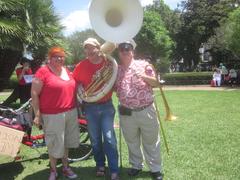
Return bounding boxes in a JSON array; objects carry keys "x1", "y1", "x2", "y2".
[{"x1": 84, "y1": 100, "x2": 119, "y2": 174}]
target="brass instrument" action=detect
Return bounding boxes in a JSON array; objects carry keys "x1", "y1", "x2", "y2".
[
  {"x1": 153, "y1": 97, "x2": 170, "y2": 155},
  {"x1": 77, "y1": 54, "x2": 118, "y2": 102},
  {"x1": 89, "y1": 0, "x2": 143, "y2": 43},
  {"x1": 146, "y1": 64, "x2": 177, "y2": 121},
  {"x1": 78, "y1": 0, "x2": 144, "y2": 103},
  {"x1": 144, "y1": 64, "x2": 172, "y2": 155},
  {"x1": 159, "y1": 85, "x2": 177, "y2": 121}
]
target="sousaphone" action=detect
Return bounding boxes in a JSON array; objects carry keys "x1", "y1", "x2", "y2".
[
  {"x1": 78, "y1": 0, "x2": 143, "y2": 102},
  {"x1": 89, "y1": 0, "x2": 143, "y2": 43}
]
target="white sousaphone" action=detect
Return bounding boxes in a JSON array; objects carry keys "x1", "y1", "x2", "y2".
[{"x1": 78, "y1": 0, "x2": 143, "y2": 102}]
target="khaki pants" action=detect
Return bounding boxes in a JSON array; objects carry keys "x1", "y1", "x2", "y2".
[
  {"x1": 42, "y1": 108, "x2": 79, "y2": 158},
  {"x1": 119, "y1": 103, "x2": 162, "y2": 172}
]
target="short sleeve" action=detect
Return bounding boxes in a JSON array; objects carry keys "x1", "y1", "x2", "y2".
[
  {"x1": 145, "y1": 62, "x2": 156, "y2": 77},
  {"x1": 16, "y1": 68, "x2": 22, "y2": 76},
  {"x1": 72, "y1": 63, "x2": 81, "y2": 82},
  {"x1": 34, "y1": 66, "x2": 47, "y2": 82}
]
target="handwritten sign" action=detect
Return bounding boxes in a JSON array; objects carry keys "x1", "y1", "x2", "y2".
[{"x1": 0, "y1": 126, "x2": 24, "y2": 157}]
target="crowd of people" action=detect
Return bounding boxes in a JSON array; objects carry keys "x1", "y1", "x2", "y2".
[{"x1": 211, "y1": 63, "x2": 239, "y2": 87}]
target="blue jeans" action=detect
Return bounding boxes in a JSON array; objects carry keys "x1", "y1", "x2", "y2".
[{"x1": 84, "y1": 100, "x2": 119, "y2": 174}]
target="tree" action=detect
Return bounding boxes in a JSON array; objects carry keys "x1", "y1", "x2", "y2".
[
  {"x1": 175, "y1": 0, "x2": 239, "y2": 70},
  {"x1": 223, "y1": 7, "x2": 240, "y2": 59},
  {"x1": 135, "y1": 10, "x2": 173, "y2": 73},
  {"x1": 208, "y1": 7, "x2": 240, "y2": 67},
  {"x1": 0, "y1": 0, "x2": 64, "y2": 90},
  {"x1": 66, "y1": 29, "x2": 100, "y2": 65},
  {"x1": 145, "y1": 0, "x2": 182, "y2": 71}
]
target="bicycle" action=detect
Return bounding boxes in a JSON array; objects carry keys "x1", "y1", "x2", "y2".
[{"x1": 0, "y1": 99, "x2": 92, "y2": 162}]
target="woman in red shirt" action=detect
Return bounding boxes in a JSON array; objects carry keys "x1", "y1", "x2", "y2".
[
  {"x1": 0, "y1": 58, "x2": 32, "y2": 106},
  {"x1": 16, "y1": 57, "x2": 33, "y2": 104},
  {"x1": 31, "y1": 47, "x2": 79, "y2": 180}
]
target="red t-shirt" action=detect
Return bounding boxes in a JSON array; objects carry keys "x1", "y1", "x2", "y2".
[
  {"x1": 73, "y1": 58, "x2": 112, "y2": 103},
  {"x1": 16, "y1": 68, "x2": 33, "y2": 85},
  {"x1": 34, "y1": 66, "x2": 76, "y2": 114}
]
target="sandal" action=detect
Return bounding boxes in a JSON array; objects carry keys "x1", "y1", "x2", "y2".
[
  {"x1": 96, "y1": 167, "x2": 105, "y2": 177},
  {"x1": 111, "y1": 173, "x2": 120, "y2": 180}
]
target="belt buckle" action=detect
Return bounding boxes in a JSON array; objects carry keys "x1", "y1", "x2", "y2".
[
  {"x1": 132, "y1": 103, "x2": 152, "y2": 112},
  {"x1": 132, "y1": 106, "x2": 146, "y2": 112}
]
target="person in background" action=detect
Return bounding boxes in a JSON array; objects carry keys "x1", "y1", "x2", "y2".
[
  {"x1": 1, "y1": 57, "x2": 32, "y2": 106},
  {"x1": 228, "y1": 67, "x2": 237, "y2": 86},
  {"x1": 17, "y1": 57, "x2": 33, "y2": 104},
  {"x1": 212, "y1": 68, "x2": 221, "y2": 87},
  {"x1": 73, "y1": 38, "x2": 119, "y2": 180},
  {"x1": 218, "y1": 63, "x2": 228, "y2": 84},
  {"x1": 115, "y1": 40, "x2": 163, "y2": 180},
  {"x1": 31, "y1": 47, "x2": 79, "y2": 180}
]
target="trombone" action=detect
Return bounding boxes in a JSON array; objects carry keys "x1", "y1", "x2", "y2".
[
  {"x1": 148, "y1": 64, "x2": 177, "y2": 121},
  {"x1": 144, "y1": 64, "x2": 177, "y2": 155}
]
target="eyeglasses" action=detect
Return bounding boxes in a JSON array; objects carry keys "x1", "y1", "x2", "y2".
[
  {"x1": 118, "y1": 43, "x2": 133, "y2": 52},
  {"x1": 52, "y1": 56, "x2": 65, "y2": 61}
]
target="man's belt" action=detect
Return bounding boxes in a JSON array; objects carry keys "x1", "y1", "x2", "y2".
[
  {"x1": 84, "y1": 99, "x2": 112, "y2": 105},
  {"x1": 120, "y1": 103, "x2": 152, "y2": 112},
  {"x1": 131, "y1": 105, "x2": 150, "y2": 111}
]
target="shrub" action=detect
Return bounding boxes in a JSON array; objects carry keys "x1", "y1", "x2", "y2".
[
  {"x1": 162, "y1": 72, "x2": 212, "y2": 85},
  {"x1": 7, "y1": 74, "x2": 18, "y2": 89}
]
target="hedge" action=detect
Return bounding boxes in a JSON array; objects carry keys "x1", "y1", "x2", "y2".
[
  {"x1": 162, "y1": 72, "x2": 212, "y2": 85},
  {"x1": 6, "y1": 72, "x2": 213, "y2": 88}
]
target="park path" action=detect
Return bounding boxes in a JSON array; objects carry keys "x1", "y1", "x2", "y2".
[{"x1": 161, "y1": 84, "x2": 240, "y2": 91}]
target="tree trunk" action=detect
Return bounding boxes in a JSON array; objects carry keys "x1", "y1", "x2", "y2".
[{"x1": 0, "y1": 49, "x2": 22, "y2": 91}]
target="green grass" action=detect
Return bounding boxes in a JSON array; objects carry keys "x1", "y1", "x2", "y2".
[{"x1": 1, "y1": 90, "x2": 240, "y2": 180}]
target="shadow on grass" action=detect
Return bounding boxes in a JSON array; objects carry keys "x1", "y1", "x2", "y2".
[
  {"x1": 22, "y1": 166, "x2": 152, "y2": 180},
  {"x1": 0, "y1": 161, "x2": 24, "y2": 180},
  {"x1": 77, "y1": 166, "x2": 153, "y2": 180},
  {"x1": 0, "y1": 152, "x2": 49, "y2": 179},
  {"x1": 17, "y1": 152, "x2": 49, "y2": 163}
]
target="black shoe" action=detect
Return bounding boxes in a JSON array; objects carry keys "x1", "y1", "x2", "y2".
[
  {"x1": 151, "y1": 171, "x2": 163, "y2": 180},
  {"x1": 127, "y1": 168, "x2": 142, "y2": 176}
]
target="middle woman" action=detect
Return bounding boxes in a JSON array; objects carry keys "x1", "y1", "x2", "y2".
[{"x1": 73, "y1": 38, "x2": 119, "y2": 180}]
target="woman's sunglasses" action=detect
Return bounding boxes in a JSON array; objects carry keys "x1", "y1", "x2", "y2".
[{"x1": 52, "y1": 56, "x2": 65, "y2": 61}]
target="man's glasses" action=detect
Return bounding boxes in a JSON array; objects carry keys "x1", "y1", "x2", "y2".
[
  {"x1": 52, "y1": 56, "x2": 65, "y2": 61},
  {"x1": 118, "y1": 43, "x2": 133, "y2": 52}
]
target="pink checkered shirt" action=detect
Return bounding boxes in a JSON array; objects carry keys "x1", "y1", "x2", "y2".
[{"x1": 115, "y1": 60, "x2": 155, "y2": 109}]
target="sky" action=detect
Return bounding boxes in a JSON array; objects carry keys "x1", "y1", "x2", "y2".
[{"x1": 52, "y1": 0, "x2": 181, "y2": 36}]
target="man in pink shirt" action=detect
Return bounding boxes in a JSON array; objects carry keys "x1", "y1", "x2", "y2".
[{"x1": 115, "y1": 40, "x2": 163, "y2": 180}]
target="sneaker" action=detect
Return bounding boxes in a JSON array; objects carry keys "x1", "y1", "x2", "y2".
[
  {"x1": 48, "y1": 170, "x2": 58, "y2": 180},
  {"x1": 96, "y1": 167, "x2": 105, "y2": 177},
  {"x1": 127, "y1": 168, "x2": 142, "y2": 176},
  {"x1": 62, "y1": 167, "x2": 77, "y2": 179},
  {"x1": 151, "y1": 171, "x2": 163, "y2": 180}
]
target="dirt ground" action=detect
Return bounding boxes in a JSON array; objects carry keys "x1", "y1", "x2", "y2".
[{"x1": 161, "y1": 84, "x2": 240, "y2": 91}]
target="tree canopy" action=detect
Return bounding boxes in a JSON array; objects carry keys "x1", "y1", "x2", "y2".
[
  {"x1": 0, "y1": 0, "x2": 64, "y2": 90},
  {"x1": 175, "y1": 0, "x2": 239, "y2": 69}
]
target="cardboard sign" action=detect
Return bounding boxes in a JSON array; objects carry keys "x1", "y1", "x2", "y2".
[{"x1": 0, "y1": 125, "x2": 24, "y2": 157}]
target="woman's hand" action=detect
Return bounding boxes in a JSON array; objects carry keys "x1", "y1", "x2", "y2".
[{"x1": 33, "y1": 116, "x2": 42, "y2": 128}]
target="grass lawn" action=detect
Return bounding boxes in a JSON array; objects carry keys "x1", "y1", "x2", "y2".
[{"x1": 0, "y1": 90, "x2": 240, "y2": 180}]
